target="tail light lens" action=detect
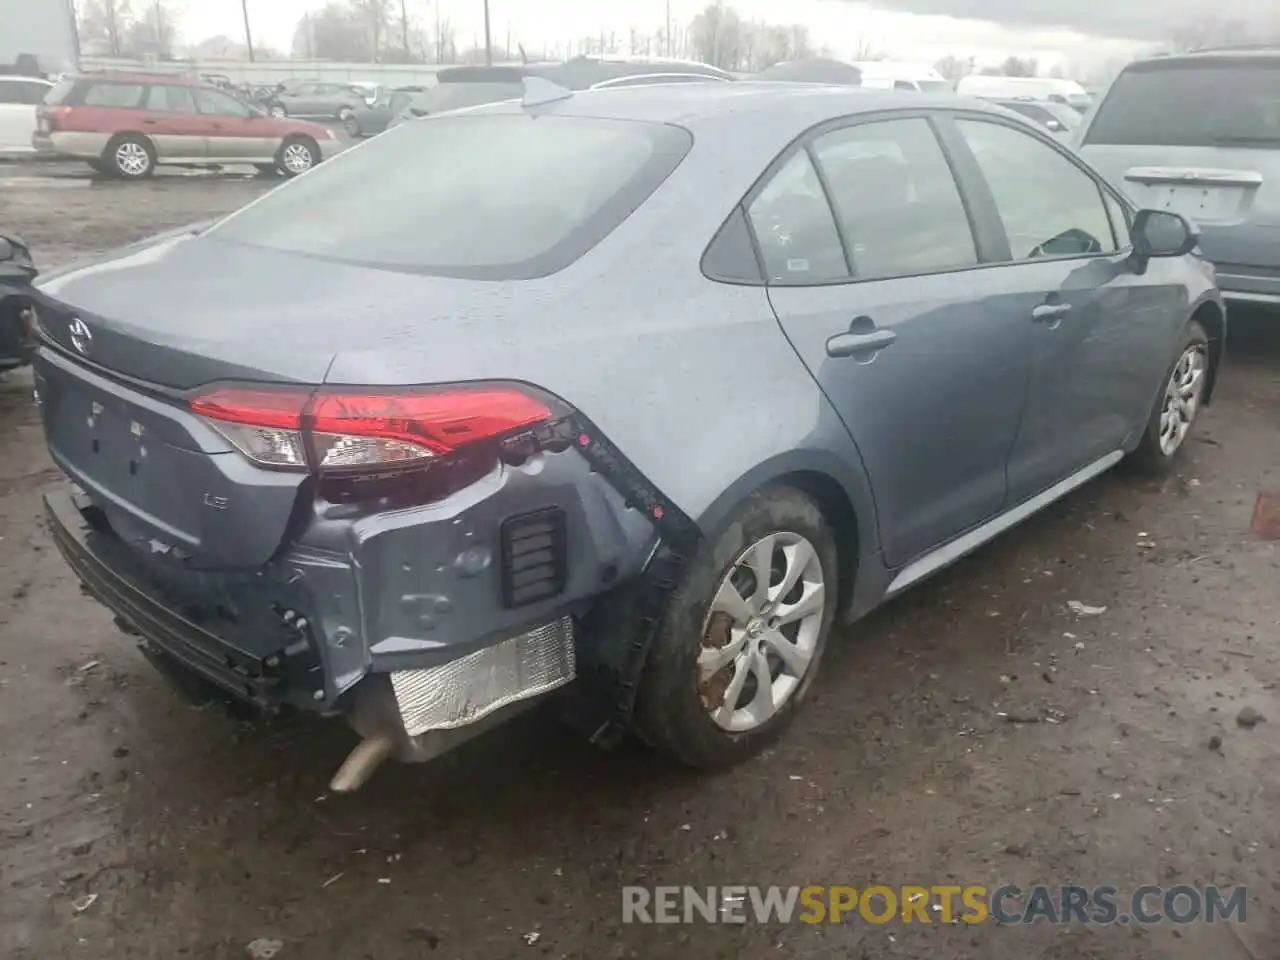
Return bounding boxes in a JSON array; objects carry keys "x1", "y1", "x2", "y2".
[
  {"x1": 39, "y1": 105, "x2": 72, "y2": 131},
  {"x1": 190, "y1": 385, "x2": 553, "y2": 474}
]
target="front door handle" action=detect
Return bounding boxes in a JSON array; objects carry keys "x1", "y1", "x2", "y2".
[
  {"x1": 1031, "y1": 303, "x2": 1072, "y2": 323},
  {"x1": 826, "y1": 327, "x2": 897, "y2": 358}
]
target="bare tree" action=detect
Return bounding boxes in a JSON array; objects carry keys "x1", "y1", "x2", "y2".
[
  {"x1": 435, "y1": 14, "x2": 457, "y2": 63},
  {"x1": 292, "y1": 2, "x2": 373, "y2": 60},
  {"x1": 934, "y1": 54, "x2": 975, "y2": 81},
  {"x1": 126, "y1": 0, "x2": 182, "y2": 58},
  {"x1": 850, "y1": 35, "x2": 885, "y2": 61},
  {"x1": 77, "y1": 0, "x2": 133, "y2": 56},
  {"x1": 349, "y1": 0, "x2": 394, "y2": 59},
  {"x1": 690, "y1": 1, "x2": 745, "y2": 70},
  {"x1": 1000, "y1": 55, "x2": 1038, "y2": 77}
]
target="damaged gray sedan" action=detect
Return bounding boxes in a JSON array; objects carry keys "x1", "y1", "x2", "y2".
[{"x1": 32, "y1": 80, "x2": 1223, "y2": 790}]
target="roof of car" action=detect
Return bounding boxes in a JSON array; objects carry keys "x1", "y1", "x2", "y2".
[
  {"x1": 485, "y1": 81, "x2": 1004, "y2": 131},
  {"x1": 69, "y1": 71, "x2": 202, "y2": 85},
  {"x1": 1138, "y1": 46, "x2": 1280, "y2": 66}
]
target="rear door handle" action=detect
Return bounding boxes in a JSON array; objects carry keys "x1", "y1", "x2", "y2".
[
  {"x1": 826, "y1": 328, "x2": 897, "y2": 358},
  {"x1": 1032, "y1": 303, "x2": 1072, "y2": 322}
]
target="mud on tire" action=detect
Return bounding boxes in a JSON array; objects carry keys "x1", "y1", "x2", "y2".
[{"x1": 633, "y1": 485, "x2": 839, "y2": 768}]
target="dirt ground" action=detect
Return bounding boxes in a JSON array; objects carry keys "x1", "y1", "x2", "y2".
[{"x1": 3, "y1": 163, "x2": 1280, "y2": 960}]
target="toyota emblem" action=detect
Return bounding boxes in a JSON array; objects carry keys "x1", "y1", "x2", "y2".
[{"x1": 68, "y1": 317, "x2": 92, "y2": 355}]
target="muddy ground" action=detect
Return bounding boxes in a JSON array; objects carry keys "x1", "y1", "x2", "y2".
[{"x1": 2, "y1": 164, "x2": 1280, "y2": 960}]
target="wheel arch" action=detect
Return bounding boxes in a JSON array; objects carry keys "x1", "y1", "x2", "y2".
[
  {"x1": 1189, "y1": 297, "x2": 1226, "y2": 405},
  {"x1": 694, "y1": 449, "x2": 880, "y2": 620}
]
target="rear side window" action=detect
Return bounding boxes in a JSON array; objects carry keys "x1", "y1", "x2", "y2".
[
  {"x1": 813, "y1": 118, "x2": 978, "y2": 280},
  {"x1": 208, "y1": 114, "x2": 692, "y2": 280},
  {"x1": 747, "y1": 151, "x2": 849, "y2": 284},
  {"x1": 146, "y1": 84, "x2": 196, "y2": 112},
  {"x1": 1086, "y1": 60, "x2": 1280, "y2": 147},
  {"x1": 957, "y1": 119, "x2": 1117, "y2": 260},
  {"x1": 82, "y1": 83, "x2": 145, "y2": 108},
  {"x1": 0, "y1": 80, "x2": 50, "y2": 105}
]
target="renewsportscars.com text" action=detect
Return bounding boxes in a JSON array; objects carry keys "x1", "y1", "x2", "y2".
[{"x1": 622, "y1": 884, "x2": 1247, "y2": 926}]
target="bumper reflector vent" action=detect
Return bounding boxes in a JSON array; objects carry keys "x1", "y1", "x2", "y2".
[
  {"x1": 390, "y1": 616, "x2": 575, "y2": 736},
  {"x1": 499, "y1": 506, "x2": 567, "y2": 608}
]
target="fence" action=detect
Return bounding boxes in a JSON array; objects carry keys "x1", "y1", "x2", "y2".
[{"x1": 76, "y1": 56, "x2": 510, "y2": 87}]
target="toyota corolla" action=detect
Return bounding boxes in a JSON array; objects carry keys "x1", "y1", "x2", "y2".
[{"x1": 30, "y1": 82, "x2": 1223, "y2": 790}]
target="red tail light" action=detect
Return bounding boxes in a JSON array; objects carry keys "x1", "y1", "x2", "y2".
[
  {"x1": 190, "y1": 385, "x2": 553, "y2": 473},
  {"x1": 39, "y1": 105, "x2": 72, "y2": 131}
]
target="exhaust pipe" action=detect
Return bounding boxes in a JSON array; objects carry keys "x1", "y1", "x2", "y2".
[{"x1": 329, "y1": 735, "x2": 395, "y2": 793}]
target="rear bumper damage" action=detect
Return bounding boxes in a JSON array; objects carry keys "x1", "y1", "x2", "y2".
[{"x1": 44, "y1": 414, "x2": 703, "y2": 789}]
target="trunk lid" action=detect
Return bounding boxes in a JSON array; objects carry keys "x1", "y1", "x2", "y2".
[{"x1": 35, "y1": 231, "x2": 340, "y2": 388}]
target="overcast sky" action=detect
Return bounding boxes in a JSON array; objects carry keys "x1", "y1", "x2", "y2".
[{"x1": 182, "y1": 0, "x2": 1229, "y2": 70}]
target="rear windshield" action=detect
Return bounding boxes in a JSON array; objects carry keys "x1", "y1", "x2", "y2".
[
  {"x1": 208, "y1": 114, "x2": 692, "y2": 280},
  {"x1": 1085, "y1": 60, "x2": 1280, "y2": 147}
]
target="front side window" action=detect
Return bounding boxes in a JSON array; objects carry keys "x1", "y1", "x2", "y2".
[
  {"x1": 208, "y1": 114, "x2": 692, "y2": 280},
  {"x1": 83, "y1": 83, "x2": 145, "y2": 108},
  {"x1": 813, "y1": 117, "x2": 978, "y2": 281},
  {"x1": 956, "y1": 118, "x2": 1117, "y2": 260},
  {"x1": 193, "y1": 87, "x2": 251, "y2": 117},
  {"x1": 747, "y1": 150, "x2": 849, "y2": 284},
  {"x1": 1085, "y1": 60, "x2": 1280, "y2": 147}
]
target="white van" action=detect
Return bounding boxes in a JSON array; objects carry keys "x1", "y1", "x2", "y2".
[
  {"x1": 852, "y1": 61, "x2": 953, "y2": 92},
  {"x1": 956, "y1": 75, "x2": 1093, "y2": 112}
]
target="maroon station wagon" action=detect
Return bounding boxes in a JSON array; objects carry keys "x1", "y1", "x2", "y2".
[{"x1": 33, "y1": 73, "x2": 344, "y2": 178}]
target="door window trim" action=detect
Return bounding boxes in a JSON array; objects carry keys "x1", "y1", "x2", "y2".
[
  {"x1": 709, "y1": 108, "x2": 1005, "y2": 288},
  {"x1": 935, "y1": 111, "x2": 1135, "y2": 265}
]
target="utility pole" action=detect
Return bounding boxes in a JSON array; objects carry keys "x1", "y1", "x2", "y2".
[
  {"x1": 400, "y1": 0, "x2": 410, "y2": 57},
  {"x1": 482, "y1": 0, "x2": 492, "y2": 65},
  {"x1": 240, "y1": 0, "x2": 256, "y2": 62},
  {"x1": 665, "y1": 0, "x2": 671, "y2": 57}
]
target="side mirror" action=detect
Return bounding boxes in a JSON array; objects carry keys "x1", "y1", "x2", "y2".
[{"x1": 1132, "y1": 209, "x2": 1198, "y2": 259}]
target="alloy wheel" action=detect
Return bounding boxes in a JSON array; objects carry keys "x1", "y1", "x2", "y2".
[
  {"x1": 1158, "y1": 343, "x2": 1207, "y2": 456},
  {"x1": 698, "y1": 531, "x2": 826, "y2": 732},
  {"x1": 281, "y1": 143, "x2": 314, "y2": 175},
  {"x1": 114, "y1": 141, "x2": 150, "y2": 177}
]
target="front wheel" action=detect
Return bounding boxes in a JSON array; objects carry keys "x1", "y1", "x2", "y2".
[
  {"x1": 633, "y1": 486, "x2": 838, "y2": 768},
  {"x1": 1128, "y1": 320, "x2": 1209, "y2": 473}
]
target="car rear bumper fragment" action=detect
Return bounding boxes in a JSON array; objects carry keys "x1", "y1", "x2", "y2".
[{"x1": 45, "y1": 489, "x2": 320, "y2": 710}]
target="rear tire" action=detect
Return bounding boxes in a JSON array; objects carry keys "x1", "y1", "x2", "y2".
[
  {"x1": 1127, "y1": 320, "x2": 1209, "y2": 475},
  {"x1": 275, "y1": 135, "x2": 319, "y2": 178},
  {"x1": 633, "y1": 486, "x2": 838, "y2": 768},
  {"x1": 105, "y1": 133, "x2": 155, "y2": 179}
]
